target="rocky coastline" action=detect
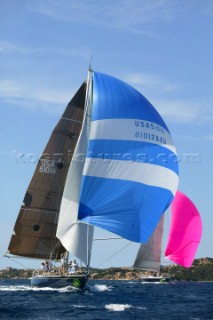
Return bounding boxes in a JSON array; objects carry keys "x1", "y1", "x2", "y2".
[{"x1": 1, "y1": 258, "x2": 212, "y2": 281}]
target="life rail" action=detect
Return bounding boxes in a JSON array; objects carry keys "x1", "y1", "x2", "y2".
[{"x1": 32, "y1": 267, "x2": 88, "y2": 277}]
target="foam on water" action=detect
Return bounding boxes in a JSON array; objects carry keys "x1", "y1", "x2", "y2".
[
  {"x1": 0, "y1": 280, "x2": 212, "y2": 319},
  {"x1": 105, "y1": 304, "x2": 132, "y2": 311},
  {"x1": 0, "y1": 285, "x2": 34, "y2": 292},
  {"x1": 0, "y1": 285, "x2": 78, "y2": 292},
  {"x1": 87, "y1": 284, "x2": 113, "y2": 292},
  {"x1": 140, "y1": 281, "x2": 164, "y2": 284}
]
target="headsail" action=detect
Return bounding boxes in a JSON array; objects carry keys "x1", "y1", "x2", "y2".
[
  {"x1": 78, "y1": 71, "x2": 179, "y2": 243},
  {"x1": 7, "y1": 83, "x2": 86, "y2": 259},
  {"x1": 133, "y1": 214, "x2": 165, "y2": 273},
  {"x1": 56, "y1": 70, "x2": 94, "y2": 266},
  {"x1": 165, "y1": 190, "x2": 202, "y2": 268}
]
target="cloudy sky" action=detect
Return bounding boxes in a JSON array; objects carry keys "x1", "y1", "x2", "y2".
[{"x1": 0, "y1": 0, "x2": 212, "y2": 269}]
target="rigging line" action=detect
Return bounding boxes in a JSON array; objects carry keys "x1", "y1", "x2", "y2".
[
  {"x1": 4, "y1": 255, "x2": 30, "y2": 269},
  {"x1": 95, "y1": 242, "x2": 133, "y2": 268},
  {"x1": 93, "y1": 237, "x2": 122, "y2": 241}
]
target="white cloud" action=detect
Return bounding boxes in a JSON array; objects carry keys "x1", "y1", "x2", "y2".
[
  {"x1": 204, "y1": 134, "x2": 213, "y2": 141},
  {"x1": 155, "y1": 98, "x2": 213, "y2": 125},
  {"x1": 0, "y1": 41, "x2": 35, "y2": 54},
  {"x1": 0, "y1": 80, "x2": 25, "y2": 97},
  {"x1": 123, "y1": 72, "x2": 213, "y2": 125},
  {"x1": 152, "y1": 99, "x2": 201, "y2": 123},
  {"x1": 200, "y1": 2, "x2": 213, "y2": 17},
  {"x1": 0, "y1": 40, "x2": 91, "y2": 60},
  {"x1": 26, "y1": 0, "x2": 192, "y2": 32},
  {"x1": 125, "y1": 72, "x2": 180, "y2": 93},
  {"x1": 0, "y1": 79, "x2": 74, "y2": 115},
  {"x1": 0, "y1": 80, "x2": 70, "y2": 103},
  {"x1": 0, "y1": 74, "x2": 211, "y2": 125}
]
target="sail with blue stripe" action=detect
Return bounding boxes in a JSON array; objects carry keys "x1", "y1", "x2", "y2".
[{"x1": 77, "y1": 71, "x2": 179, "y2": 243}]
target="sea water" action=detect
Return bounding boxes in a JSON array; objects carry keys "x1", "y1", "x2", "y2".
[{"x1": 0, "y1": 279, "x2": 212, "y2": 319}]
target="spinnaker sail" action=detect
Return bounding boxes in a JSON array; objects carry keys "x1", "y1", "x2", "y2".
[
  {"x1": 77, "y1": 71, "x2": 179, "y2": 243},
  {"x1": 165, "y1": 190, "x2": 202, "y2": 268}
]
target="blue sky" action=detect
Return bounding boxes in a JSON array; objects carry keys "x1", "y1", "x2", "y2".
[{"x1": 0, "y1": 0, "x2": 212, "y2": 270}]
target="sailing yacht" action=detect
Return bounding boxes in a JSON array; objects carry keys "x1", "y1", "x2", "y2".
[
  {"x1": 133, "y1": 191, "x2": 202, "y2": 283},
  {"x1": 133, "y1": 215, "x2": 171, "y2": 283},
  {"x1": 6, "y1": 69, "x2": 181, "y2": 289}
]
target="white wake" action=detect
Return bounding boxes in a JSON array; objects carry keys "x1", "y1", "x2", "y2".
[
  {"x1": 105, "y1": 304, "x2": 132, "y2": 311},
  {"x1": 87, "y1": 284, "x2": 113, "y2": 292},
  {"x1": 0, "y1": 285, "x2": 78, "y2": 292}
]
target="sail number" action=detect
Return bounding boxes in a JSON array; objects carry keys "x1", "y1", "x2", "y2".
[{"x1": 39, "y1": 159, "x2": 56, "y2": 174}]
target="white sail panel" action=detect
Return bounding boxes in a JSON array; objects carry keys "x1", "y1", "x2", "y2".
[
  {"x1": 90, "y1": 119, "x2": 176, "y2": 153},
  {"x1": 83, "y1": 158, "x2": 178, "y2": 196},
  {"x1": 58, "y1": 222, "x2": 93, "y2": 266},
  {"x1": 133, "y1": 215, "x2": 165, "y2": 273},
  {"x1": 57, "y1": 70, "x2": 94, "y2": 265}
]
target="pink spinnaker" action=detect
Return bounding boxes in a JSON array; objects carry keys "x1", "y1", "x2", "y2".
[{"x1": 165, "y1": 190, "x2": 202, "y2": 268}]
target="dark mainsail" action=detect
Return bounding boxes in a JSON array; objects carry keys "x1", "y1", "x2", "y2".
[{"x1": 8, "y1": 82, "x2": 86, "y2": 260}]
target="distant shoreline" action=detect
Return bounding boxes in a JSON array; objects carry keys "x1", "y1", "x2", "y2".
[
  {"x1": 0, "y1": 257, "x2": 213, "y2": 282},
  {"x1": 0, "y1": 278, "x2": 212, "y2": 282}
]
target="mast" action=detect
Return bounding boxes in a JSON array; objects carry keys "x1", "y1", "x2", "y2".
[{"x1": 86, "y1": 223, "x2": 90, "y2": 273}]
